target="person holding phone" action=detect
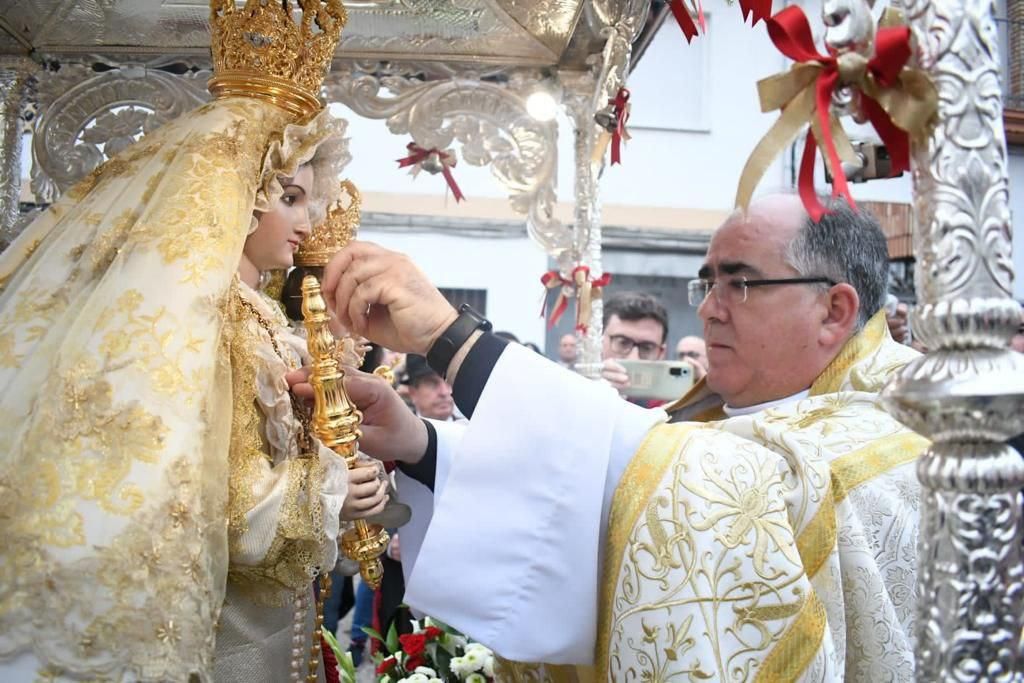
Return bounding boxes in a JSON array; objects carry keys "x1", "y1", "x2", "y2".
[{"x1": 598, "y1": 292, "x2": 669, "y2": 404}]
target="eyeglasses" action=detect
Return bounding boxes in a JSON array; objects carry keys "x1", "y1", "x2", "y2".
[
  {"x1": 678, "y1": 350, "x2": 702, "y2": 360},
  {"x1": 608, "y1": 334, "x2": 662, "y2": 359},
  {"x1": 687, "y1": 276, "x2": 837, "y2": 307}
]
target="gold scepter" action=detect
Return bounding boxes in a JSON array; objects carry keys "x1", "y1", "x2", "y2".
[{"x1": 301, "y1": 274, "x2": 390, "y2": 588}]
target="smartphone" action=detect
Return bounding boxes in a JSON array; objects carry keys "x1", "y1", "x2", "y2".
[{"x1": 618, "y1": 360, "x2": 694, "y2": 401}]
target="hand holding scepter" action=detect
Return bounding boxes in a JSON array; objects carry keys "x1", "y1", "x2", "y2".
[{"x1": 301, "y1": 274, "x2": 389, "y2": 588}]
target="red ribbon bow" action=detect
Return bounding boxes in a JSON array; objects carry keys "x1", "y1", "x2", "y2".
[
  {"x1": 540, "y1": 266, "x2": 613, "y2": 333},
  {"x1": 396, "y1": 142, "x2": 466, "y2": 203},
  {"x1": 609, "y1": 88, "x2": 631, "y2": 166},
  {"x1": 668, "y1": 0, "x2": 706, "y2": 43},
  {"x1": 767, "y1": 6, "x2": 912, "y2": 220}
]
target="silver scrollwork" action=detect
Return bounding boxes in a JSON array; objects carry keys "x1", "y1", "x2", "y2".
[
  {"x1": 324, "y1": 64, "x2": 564, "y2": 266},
  {"x1": 882, "y1": 0, "x2": 1024, "y2": 677},
  {"x1": 30, "y1": 59, "x2": 210, "y2": 202},
  {"x1": 563, "y1": 0, "x2": 647, "y2": 377},
  {"x1": 0, "y1": 56, "x2": 36, "y2": 250}
]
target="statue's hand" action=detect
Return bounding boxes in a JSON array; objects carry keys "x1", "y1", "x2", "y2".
[{"x1": 322, "y1": 241, "x2": 458, "y2": 355}]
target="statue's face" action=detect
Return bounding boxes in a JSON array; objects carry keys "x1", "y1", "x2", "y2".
[{"x1": 245, "y1": 165, "x2": 314, "y2": 272}]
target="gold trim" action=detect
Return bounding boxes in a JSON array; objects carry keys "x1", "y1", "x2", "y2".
[
  {"x1": 694, "y1": 405, "x2": 726, "y2": 422},
  {"x1": 595, "y1": 423, "x2": 701, "y2": 682},
  {"x1": 752, "y1": 589, "x2": 827, "y2": 683},
  {"x1": 810, "y1": 310, "x2": 888, "y2": 396},
  {"x1": 831, "y1": 432, "x2": 928, "y2": 503},
  {"x1": 795, "y1": 486, "x2": 837, "y2": 580},
  {"x1": 208, "y1": 72, "x2": 323, "y2": 122},
  {"x1": 795, "y1": 431, "x2": 927, "y2": 582},
  {"x1": 494, "y1": 660, "x2": 596, "y2": 682}
]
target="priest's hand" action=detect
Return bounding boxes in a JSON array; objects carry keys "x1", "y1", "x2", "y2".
[
  {"x1": 286, "y1": 367, "x2": 427, "y2": 463},
  {"x1": 322, "y1": 241, "x2": 458, "y2": 355},
  {"x1": 346, "y1": 370, "x2": 429, "y2": 464}
]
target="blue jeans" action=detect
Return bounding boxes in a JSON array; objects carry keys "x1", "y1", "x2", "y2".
[
  {"x1": 351, "y1": 579, "x2": 374, "y2": 643},
  {"x1": 322, "y1": 570, "x2": 354, "y2": 636}
]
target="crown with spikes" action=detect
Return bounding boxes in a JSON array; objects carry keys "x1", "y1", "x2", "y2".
[
  {"x1": 296, "y1": 180, "x2": 360, "y2": 266},
  {"x1": 208, "y1": 0, "x2": 347, "y2": 121}
]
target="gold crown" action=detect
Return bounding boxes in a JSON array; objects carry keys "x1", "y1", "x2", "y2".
[
  {"x1": 295, "y1": 180, "x2": 360, "y2": 266},
  {"x1": 208, "y1": 0, "x2": 347, "y2": 121}
]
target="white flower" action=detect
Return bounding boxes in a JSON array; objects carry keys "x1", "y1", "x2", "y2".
[
  {"x1": 414, "y1": 666, "x2": 437, "y2": 677},
  {"x1": 449, "y1": 656, "x2": 475, "y2": 677},
  {"x1": 404, "y1": 674, "x2": 430, "y2": 683},
  {"x1": 482, "y1": 655, "x2": 495, "y2": 678},
  {"x1": 461, "y1": 648, "x2": 486, "y2": 673},
  {"x1": 465, "y1": 674, "x2": 487, "y2": 683}
]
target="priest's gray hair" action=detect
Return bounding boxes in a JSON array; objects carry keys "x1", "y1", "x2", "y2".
[{"x1": 784, "y1": 198, "x2": 890, "y2": 331}]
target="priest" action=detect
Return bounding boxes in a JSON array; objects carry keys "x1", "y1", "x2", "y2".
[{"x1": 310, "y1": 193, "x2": 925, "y2": 681}]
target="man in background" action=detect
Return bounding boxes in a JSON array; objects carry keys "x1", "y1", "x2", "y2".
[
  {"x1": 404, "y1": 354, "x2": 455, "y2": 421},
  {"x1": 557, "y1": 333, "x2": 577, "y2": 370},
  {"x1": 599, "y1": 292, "x2": 669, "y2": 396},
  {"x1": 675, "y1": 335, "x2": 708, "y2": 380}
]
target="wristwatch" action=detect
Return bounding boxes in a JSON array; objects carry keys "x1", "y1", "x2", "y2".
[{"x1": 426, "y1": 303, "x2": 492, "y2": 378}]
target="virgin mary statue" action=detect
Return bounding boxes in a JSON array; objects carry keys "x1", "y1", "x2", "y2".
[{"x1": 0, "y1": 1, "x2": 374, "y2": 681}]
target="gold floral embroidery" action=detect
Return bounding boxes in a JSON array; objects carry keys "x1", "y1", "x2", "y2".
[
  {"x1": 0, "y1": 98, "x2": 345, "y2": 680},
  {"x1": 682, "y1": 450, "x2": 802, "y2": 576},
  {"x1": 64, "y1": 158, "x2": 135, "y2": 201},
  {"x1": 1, "y1": 457, "x2": 225, "y2": 679},
  {"x1": 94, "y1": 289, "x2": 205, "y2": 401}
]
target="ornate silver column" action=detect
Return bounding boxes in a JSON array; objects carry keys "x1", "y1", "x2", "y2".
[
  {"x1": 560, "y1": 0, "x2": 650, "y2": 378},
  {"x1": 882, "y1": 0, "x2": 1024, "y2": 678},
  {"x1": 0, "y1": 57, "x2": 36, "y2": 249},
  {"x1": 560, "y1": 70, "x2": 605, "y2": 379}
]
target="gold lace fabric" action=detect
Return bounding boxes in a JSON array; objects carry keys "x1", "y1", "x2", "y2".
[
  {"x1": 0, "y1": 96, "x2": 350, "y2": 680},
  {"x1": 224, "y1": 281, "x2": 335, "y2": 606}
]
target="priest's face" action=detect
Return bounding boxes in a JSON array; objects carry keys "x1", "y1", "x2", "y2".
[
  {"x1": 697, "y1": 196, "x2": 832, "y2": 408},
  {"x1": 244, "y1": 165, "x2": 314, "y2": 271}
]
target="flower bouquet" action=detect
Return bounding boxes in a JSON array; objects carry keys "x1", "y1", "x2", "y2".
[{"x1": 324, "y1": 617, "x2": 496, "y2": 683}]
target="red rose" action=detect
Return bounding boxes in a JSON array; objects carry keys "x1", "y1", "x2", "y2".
[
  {"x1": 405, "y1": 654, "x2": 425, "y2": 671},
  {"x1": 423, "y1": 626, "x2": 443, "y2": 640},
  {"x1": 376, "y1": 657, "x2": 397, "y2": 675},
  {"x1": 399, "y1": 633, "x2": 427, "y2": 657}
]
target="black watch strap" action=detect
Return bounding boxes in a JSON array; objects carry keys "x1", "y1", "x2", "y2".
[{"x1": 426, "y1": 303, "x2": 493, "y2": 378}]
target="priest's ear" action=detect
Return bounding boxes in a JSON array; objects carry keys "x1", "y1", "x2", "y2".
[{"x1": 819, "y1": 282, "x2": 860, "y2": 348}]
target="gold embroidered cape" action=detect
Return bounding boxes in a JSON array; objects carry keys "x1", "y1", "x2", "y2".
[
  {"x1": 498, "y1": 312, "x2": 925, "y2": 682},
  {"x1": 0, "y1": 97, "x2": 349, "y2": 681}
]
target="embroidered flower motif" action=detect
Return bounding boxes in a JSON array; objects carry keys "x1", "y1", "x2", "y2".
[{"x1": 682, "y1": 451, "x2": 800, "y2": 577}]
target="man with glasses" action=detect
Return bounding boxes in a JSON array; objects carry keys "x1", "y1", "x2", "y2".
[
  {"x1": 308, "y1": 193, "x2": 925, "y2": 681},
  {"x1": 599, "y1": 292, "x2": 669, "y2": 397}
]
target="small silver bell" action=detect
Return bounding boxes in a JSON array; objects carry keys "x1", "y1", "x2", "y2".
[
  {"x1": 420, "y1": 154, "x2": 444, "y2": 175},
  {"x1": 594, "y1": 107, "x2": 617, "y2": 132}
]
